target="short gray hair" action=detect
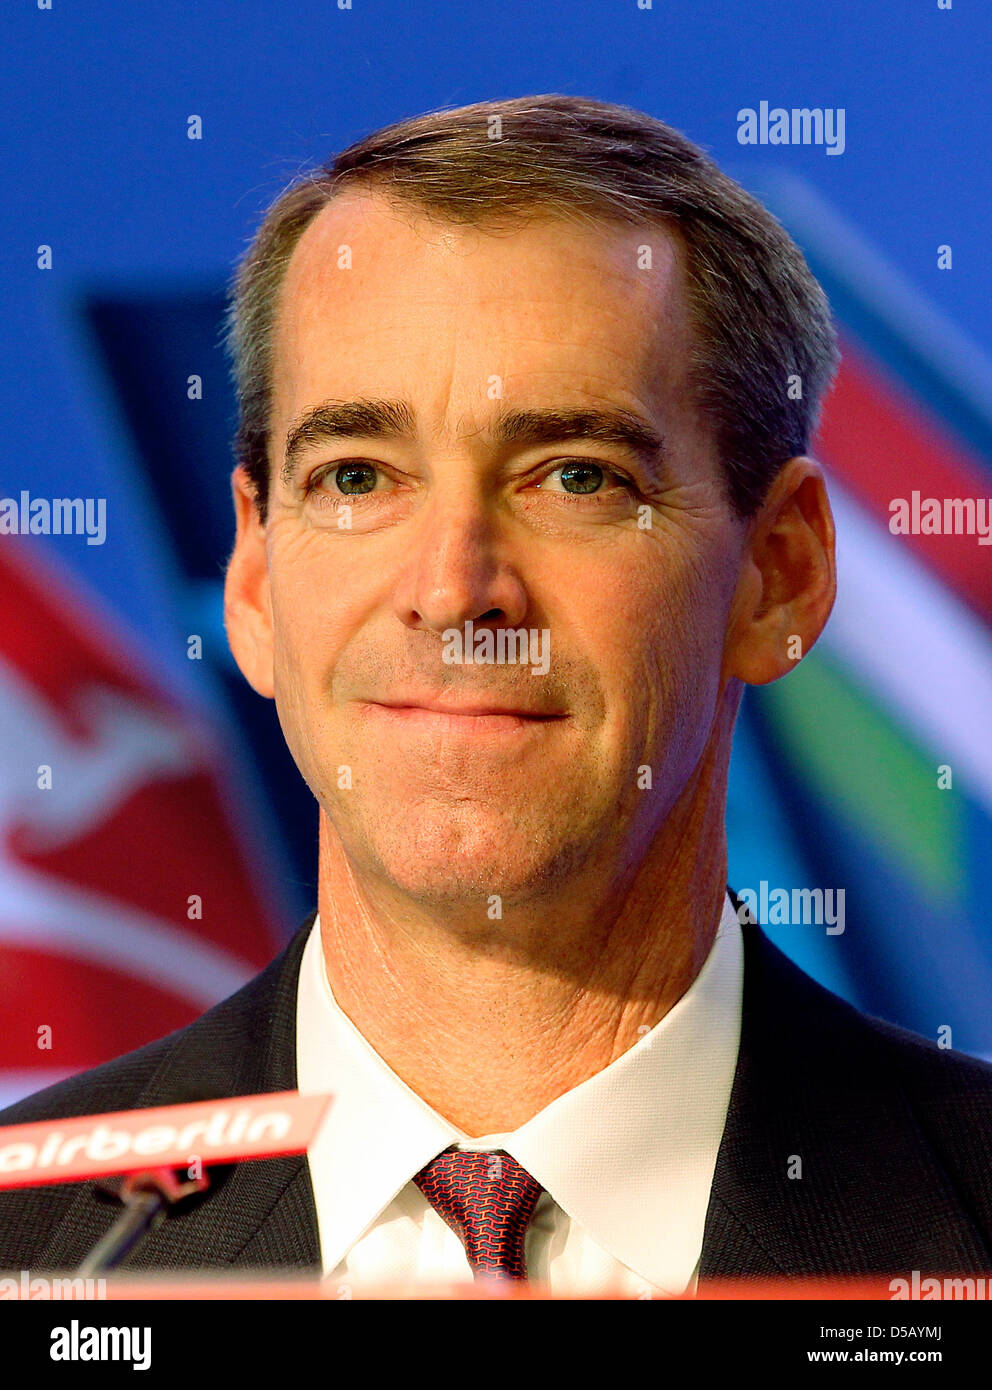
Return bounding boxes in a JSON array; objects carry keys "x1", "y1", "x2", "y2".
[{"x1": 224, "y1": 93, "x2": 839, "y2": 523}]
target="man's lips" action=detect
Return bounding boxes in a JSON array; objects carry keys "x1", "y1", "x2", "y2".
[
  {"x1": 368, "y1": 698, "x2": 564, "y2": 719},
  {"x1": 357, "y1": 698, "x2": 567, "y2": 734}
]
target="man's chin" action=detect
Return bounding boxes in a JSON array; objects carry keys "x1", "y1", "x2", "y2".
[{"x1": 350, "y1": 808, "x2": 585, "y2": 910}]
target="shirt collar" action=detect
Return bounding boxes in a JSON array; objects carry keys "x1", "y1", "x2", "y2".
[{"x1": 297, "y1": 893, "x2": 743, "y2": 1292}]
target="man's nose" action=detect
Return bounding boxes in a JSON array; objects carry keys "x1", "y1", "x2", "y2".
[{"x1": 391, "y1": 491, "x2": 530, "y2": 636}]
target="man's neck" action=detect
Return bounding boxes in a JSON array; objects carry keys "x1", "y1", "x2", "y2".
[{"x1": 315, "y1": 736, "x2": 732, "y2": 1136}]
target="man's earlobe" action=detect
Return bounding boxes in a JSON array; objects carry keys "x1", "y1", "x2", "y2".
[
  {"x1": 724, "y1": 458, "x2": 836, "y2": 687},
  {"x1": 224, "y1": 465, "x2": 275, "y2": 699}
]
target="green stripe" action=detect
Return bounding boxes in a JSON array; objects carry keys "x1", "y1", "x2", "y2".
[{"x1": 756, "y1": 651, "x2": 963, "y2": 901}]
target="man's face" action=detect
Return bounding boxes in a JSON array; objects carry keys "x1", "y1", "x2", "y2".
[{"x1": 238, "y1": 190, "x2": 748, "y2": 906}]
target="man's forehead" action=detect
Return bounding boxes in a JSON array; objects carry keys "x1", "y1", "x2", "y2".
[
  {"x1": 270, "y1": 189, "x2": 693, "y2": 448},
  {"x1": 278, "y1": 187, "x2": 684, "y2": 316}
]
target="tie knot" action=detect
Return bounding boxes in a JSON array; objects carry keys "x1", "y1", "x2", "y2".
[{"x1": 413, "y1": 1148, "x2": 543, "y2": 1281}]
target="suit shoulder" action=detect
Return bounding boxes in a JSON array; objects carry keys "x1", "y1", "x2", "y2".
[
  {"x1": 862, "y1": 1009, "x2": 992, "y2": 1107},
  {"x1": 860, "y1": 1012, "x2": 992, "y2": 1231},
  {"x1": 0, "y1": 915, "x2": 313, "y2": 1129},
  {"x1": 748, "y1": 922, "x2": 992, "y2": 1090},
  {"x1": 746, "y1": 922, "x2": 992, "y2": 1129},
  {"x1": 0, "y1": 1031, "x2": 180, "y2": 1129},
  {"x1": 796, "y1": 954, "x2": 992, "y2": 1168}
]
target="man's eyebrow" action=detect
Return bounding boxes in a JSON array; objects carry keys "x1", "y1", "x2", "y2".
[
  {"x1": 281, "y1": 399, "x2": 417, "y2": 486},
  {"x1": 490, "y1": 405, "x2": 666, "y2": 471},
  {"x1": 280, "y1": 398, "x2": 667, "y2": 486}
]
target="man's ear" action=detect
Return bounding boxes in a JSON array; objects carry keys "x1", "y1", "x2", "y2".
[
  {"x1": 224, "y1": 465, "x2": 275, "y2": 699},
  {"x1": 723, "y1": 456, "x2": 836, "y2": 686}
]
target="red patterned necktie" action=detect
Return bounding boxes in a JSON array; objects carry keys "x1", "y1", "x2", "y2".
[{"x1": 413, "y1": 1147, "x2": 543, "y2": 1280}]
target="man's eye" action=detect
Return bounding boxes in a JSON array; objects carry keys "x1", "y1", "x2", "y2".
[
  {"x1": 330, "y1": 462, "x2": 379, "y2": 495},
  {"x1": 539, "y1": 462, "x2": 632, "y2": 495}
]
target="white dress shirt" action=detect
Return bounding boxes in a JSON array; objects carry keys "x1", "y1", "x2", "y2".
[{"x1": 296, "y1": 893, "x2": 744, "y2": 1296}]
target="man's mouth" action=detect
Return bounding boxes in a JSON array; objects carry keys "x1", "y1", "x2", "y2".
[{"x1": 358, "y1": 697, "x2": 567, "y2": 735}]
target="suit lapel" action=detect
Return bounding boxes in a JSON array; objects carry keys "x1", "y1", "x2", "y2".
[{"x1": 700, "y1": 918, "x2": 991, "y2": 1278}]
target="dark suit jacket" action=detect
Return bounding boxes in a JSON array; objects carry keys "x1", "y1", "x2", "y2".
[{"x1": 2, "y1": 906, "x2": 992, "y2": 1280}]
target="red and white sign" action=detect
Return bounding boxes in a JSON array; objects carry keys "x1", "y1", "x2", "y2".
[{"x1": 0, "y1": 1091, "x2": 333, "y2": 1189}]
